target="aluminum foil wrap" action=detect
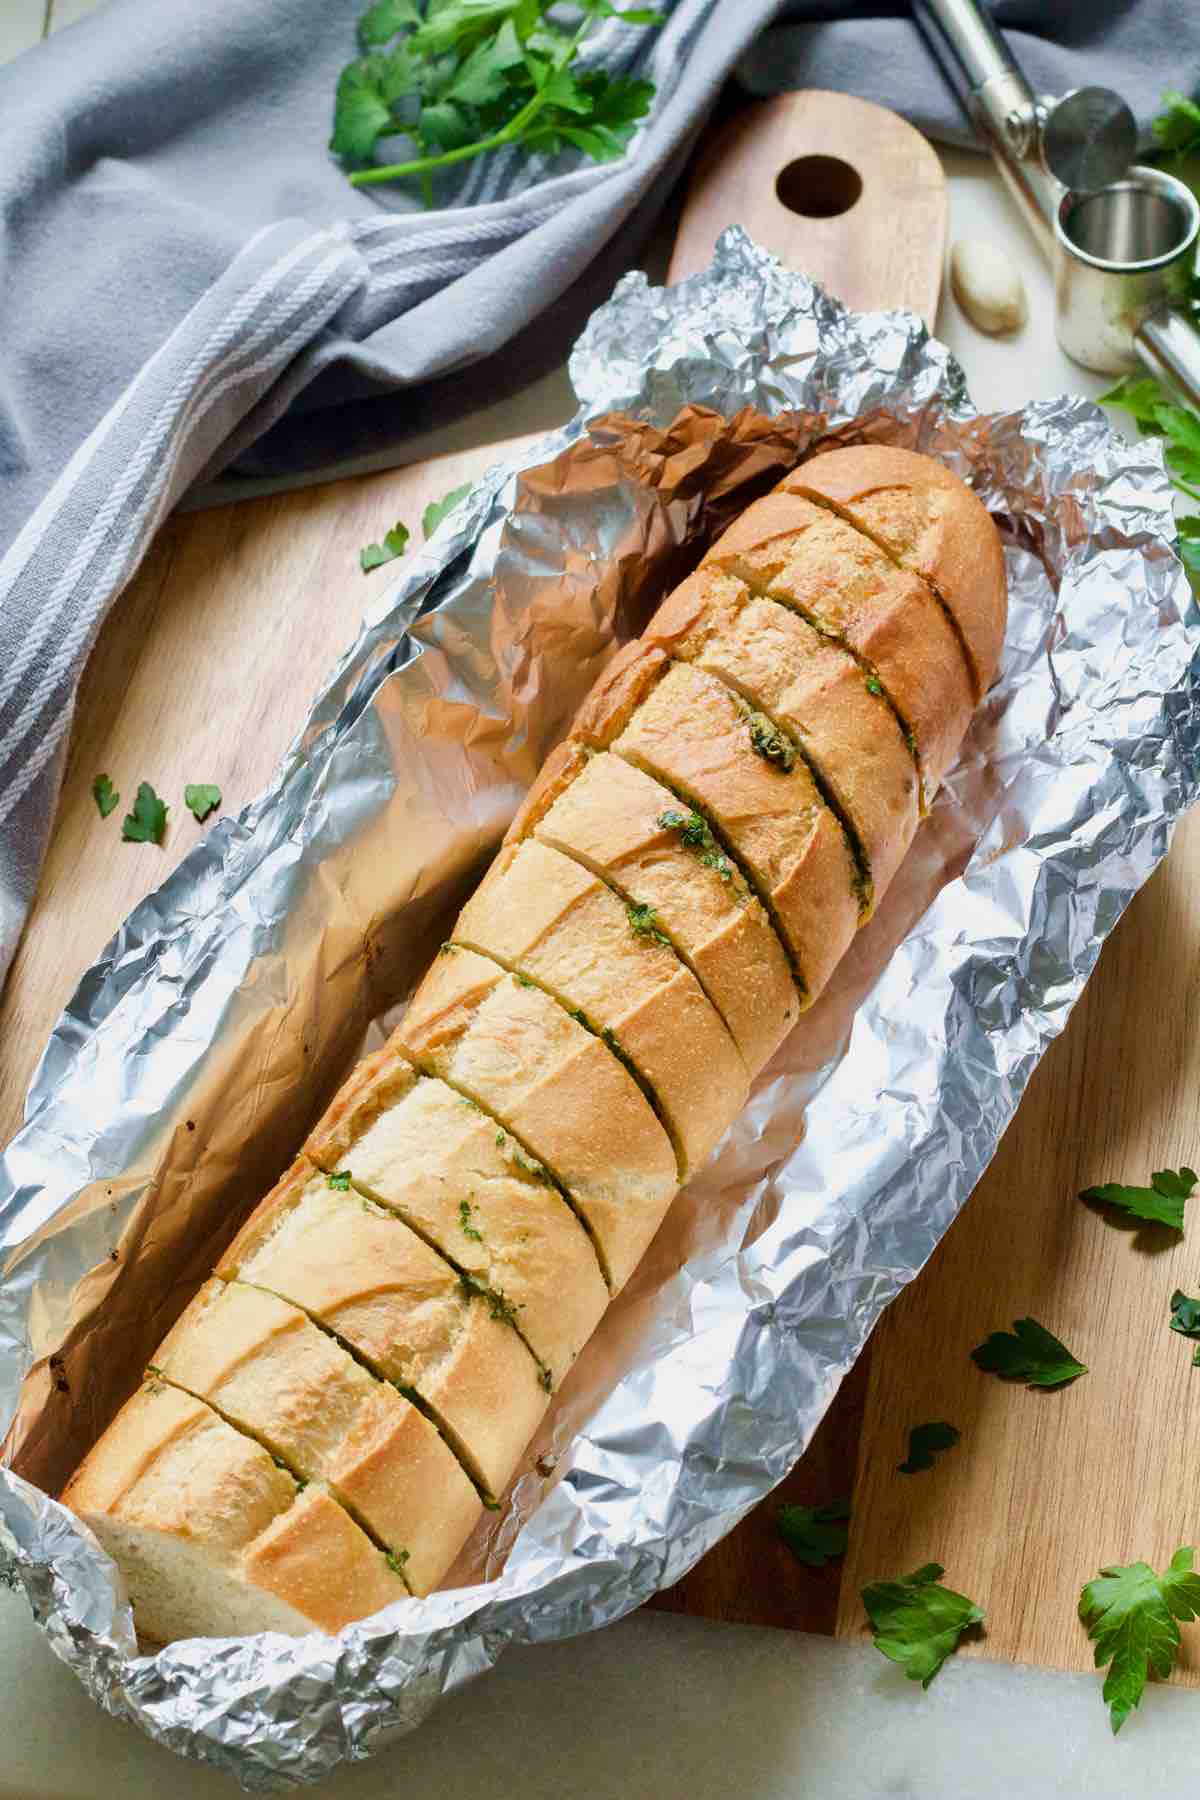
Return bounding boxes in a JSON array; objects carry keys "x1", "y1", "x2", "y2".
[{"x1": 1, "y1": 228, "x2": 1197, "y2": 1790}]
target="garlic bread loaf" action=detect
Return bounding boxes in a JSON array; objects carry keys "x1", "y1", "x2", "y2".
[{"x1": 62, "y1": 446, "x2": 1006, "y2": 1642}]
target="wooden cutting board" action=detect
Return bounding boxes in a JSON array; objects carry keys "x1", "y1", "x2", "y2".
[
  {"x1": 7, "y1": 89, "x2": 1084, "y2": 1654},
  {"x1": 0, "y1": 89, "x2": 947, "y2": 1145}
]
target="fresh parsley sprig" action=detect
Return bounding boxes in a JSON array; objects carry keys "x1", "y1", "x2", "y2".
[
  {"x1": 1080, "y1": 1546, "x2": 1200, "y2": 1733},
  {"x1": 1080, "y1": 1166, "x2": 1197, "y2": 1233},
  {"x1": 862, "y1": 1564, "x2": 985, "y2": 1687},
  {"x1": 331, "y1": 1, "x2": 661, "y2": 198},
  {"x1": 1153, "y1": 91, "x2": 1200, "y2": 160},
  {"x1": 775, "y1": 1498, "x2": 850, "y2": 1569},
  {"x1": 897, "y1": 1420, "x2": 960, "y2": 1475},
  {"x1": 970, "y1": 1316, "x2": 1087, "y2": 1388}
]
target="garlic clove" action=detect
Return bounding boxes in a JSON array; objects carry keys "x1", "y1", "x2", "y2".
[{"x1": 949, "y1": 238, "x2": 1028, "y2": 335}]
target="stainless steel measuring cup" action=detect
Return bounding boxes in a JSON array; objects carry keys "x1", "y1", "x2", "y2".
[{"x1": 913, "y1": 0, "x2": 1200, "y2": 404}]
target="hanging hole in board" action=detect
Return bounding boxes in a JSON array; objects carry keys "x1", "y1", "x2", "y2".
[{"x1": 775, "y1": 155, "x2": 863, "y2": 220}]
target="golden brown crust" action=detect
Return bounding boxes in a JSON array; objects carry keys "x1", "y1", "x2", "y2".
[
  {"x1": 61, "y1": 1382, "x2": 294, "y2": 1539},
  {"x1": 503, "y1": 739, "x2": 591, "y2": 848},
  {"x1": 241, "y1": 1483, "x2": 406, "y2": 1633},
  {"x1": 610, "y1": 655, "x2": 860, "y2": 1004},
  {"x1": 307, "y1": 1003, "x2": 613, "y2": 1367},
  {"x1": 304, "y1": 1049, "x2": 419, "y2": 1171},
  {"x1": 63, "y1": 1386, "x2": 406, "y2": 1639},
  {"x1": 646, "y1": 566, "x2": 920, "y2": 909},
  {"x1": 453, "y1": 839, "x2": 749, "y2": 1175},
  {"x1": 783, "y1": 445, "x2": 1008, "y2": 696},
  {"x1": 524, "y1": 747, "x2": 798, "y2": 1072},
  {"x1": 218, "y1": 1168, "x2": 547, "y2": 1499},
  {"x1": 390, "y1": 954, "x2": 674, "y2": 1296},
  {"x1": 570, "y1": 639, "x2": 670, "y2": 747},
  {"x1": 704, "y1": 490, "x2": 973, "y2": 800},
  {"x1": 155, "y1": 1278, "x2": 481, "y2": 1596}
]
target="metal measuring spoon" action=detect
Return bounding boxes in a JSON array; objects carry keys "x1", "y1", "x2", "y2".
[{"x1": 1040, "y1": 86, "x2": 1138, "y2": 193}]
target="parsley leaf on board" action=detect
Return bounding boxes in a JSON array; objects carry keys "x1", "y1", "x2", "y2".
[
  {"x1": 326, "y1": 1169, "x2": 353, "y2": 1191},
  {"x1": 1080, "y1": 1166, "x2": 1197, "y2": 1233},
  {"x1": 92, "y1": 774, "x2": 119, "y2": 819},
  {"x1": 1169, "y1": 1289, "x2": 1200, "y2": 1363},
  {"x1": 331, "y1": 1, "x2": 660, "y2": 199},
  {"x1": 862, "y1": 1564, "x2": 984, "y2": 1687},
  {"x1": 360, "y1": 520, "x2": 410, "y2": 571},
  {"x1": 184, "y1": 783, "x2": 221, "y2": 824},
  {"x1": 776, "y1": 1498, "x2": 850, "y2": 1569},
  {"x1": 422, "y1": 483, "x2": 472, "y2": 538},
  {"x1": 898, "y1": 1420, "x2": 960, "y2": 1475},
  {"x1": 971, "y1": 1317, "x2": 1087, "y2": 1388},
  {"x1": 1079, "y1": 1546, "x2": 1200, "y2": 1732},
  {"x1": 121, "y1": 781, "x2": 168, "y2": 846}
]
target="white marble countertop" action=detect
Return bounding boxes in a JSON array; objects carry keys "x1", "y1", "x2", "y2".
[{"x1": 1, "y1": 8, "x2": 1187, "y2": 1791}]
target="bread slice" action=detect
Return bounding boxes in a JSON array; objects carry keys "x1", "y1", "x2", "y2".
[
  {"x1": 703, "y1": 490, "x2": 972, "y2": 799},
  {"x1": 596, "y1": 653, "x2": 860, "y2": 1006},
  {"x1": 305, "y1": 1038, "x2": 611, "y2": 1363},
  {"x1": 155, "y1": 1278, "x2": 481, "y2": 1596},
  {"x1": 382, "y1": 962, "x2": 674, "y2": 1296},
  {"x1": 644, "y1": 566, "x2": 920, "y2": 908},
  {"x1": 60, "y1": 1383, "x2": 408, "y2": 1640},
  {"x1": 782, "y1": 445, "x2": 1007, "y2": 696},
  {"x1": 217, "y1": 1164, "x2": 548, "y2": 1500},
  {"x1": 452, "y1": 839, "x2": 749, "y2": 1175},
  {"x1": 509, "y1": 746, "x2": 799, "y2": 1072}
]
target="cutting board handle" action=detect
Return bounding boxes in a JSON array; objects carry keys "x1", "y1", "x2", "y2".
[{"x1": 667, "y1": 89, "x2": 946, "y2": 329}]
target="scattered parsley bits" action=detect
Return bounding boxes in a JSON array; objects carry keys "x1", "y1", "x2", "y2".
[
  {"x1": 971, "y1": 1316, "x2": 1087, "y2": 1388},
  {"x1": 865, "y1": 674, "x2": 884, "y2": 697},
  {"x1": 626, "y1": 900, "x2": 671, "y2": 946},
  {"x1": 331, "y1": 1, "x2": 661, "y2": 199},
  {"x1": 511, "y1": 1143, "x2": 551, "y2": 1184},
  {"x1": 898, "y1": 1421, "x2": 960, "y2": 1475},
  {"x1": 385, "y1": 1547, "x2": 411, "y2": 1578},
  {"x1": 359, "y1": 520, "x2": 410, "y2": 571},
  {"x1": 1079, "y1": 1546, "x2": 1200, "y2": 1733},
  {"x1": 184, "y1": 783, "x2": 221, "y2": 824},
  {"x1": 657, "y1": 807, "x2": 734, "y2": 881},
  {"x1": 92, "y1": 773, "x2": 119, "y2": 818},
  {"x1": 326, "y1": 1169, "x2": 353, "y2": 1191},
  {"x1": 422, "y1": 483, "x2": 472, "y2": 539},
  {"x1": 1169, "y1": 1289, "x2": 1200, "y2": 1363},
  {"x1": 742, "y1": 706, "x2": 796, "y2": 772},
  {"x1": 459, "y1": 1268, "x2": 522, "y2": 1327},
  {"x1": 459, "y1": 1197, "x2": 483, "y2": 1242},
  {"x1": 862, "y1": 1564, "x2": 984, "y2": 1688},
  {"x1": 776, "y1": 1498, "x2": 850, "y2": 1568},
  {"x1": 438, "y1": 941, "x2": 458, "y2": 955},
  {"x1": 1080, "y1": 1166, "x2": 1197, "y2": 1232},
  {"x1": 121, "y1": 781, "x2": 168, "y2": 845}
]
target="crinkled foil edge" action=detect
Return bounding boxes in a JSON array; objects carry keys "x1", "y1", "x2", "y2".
[{"x1": 0, "y1": 229, "x2": 1197, "y2": 1790}]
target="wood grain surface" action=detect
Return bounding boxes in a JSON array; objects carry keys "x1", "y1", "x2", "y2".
[
  {"x1": 667, "y1": 88, "x2": 946, "y2": 323},
  {"x1": 8, "y1": 80, "x2": 1172, "y2": 1682}
]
